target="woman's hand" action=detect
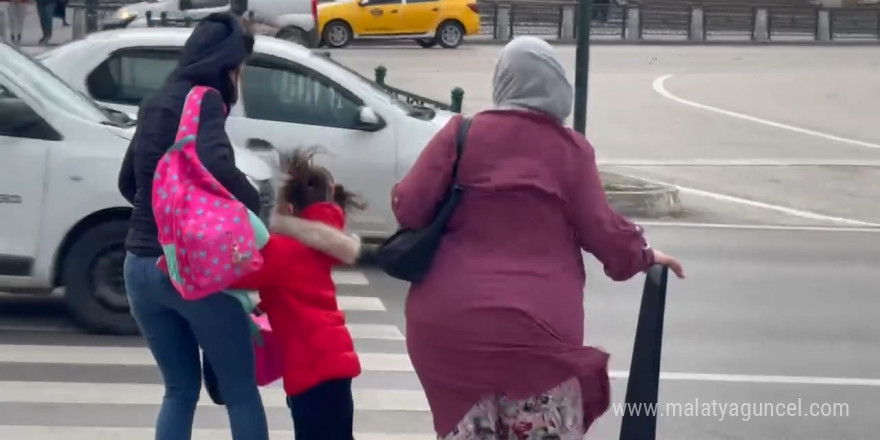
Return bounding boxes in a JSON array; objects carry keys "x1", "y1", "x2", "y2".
[{"x1": 652, "y1": 249, "x2": 685, "y2": 279}]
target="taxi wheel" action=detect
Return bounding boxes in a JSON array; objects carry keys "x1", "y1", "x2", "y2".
[
  {"x1": 436, "y1": 20, "x2": 464, "y2": 49},
  {"x1": 323, "y1": 20, "x2": 353, "y2": 48},
  {"x1": 416, "y1": 38, "x2": 437, "y2": 48}
]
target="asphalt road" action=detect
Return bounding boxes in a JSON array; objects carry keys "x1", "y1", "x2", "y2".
[
  {"x1": 326, "y1": 45, "x2": 880, "y2": 227},
  {"x1": 5, "y1": 21, "x2": 880, "y2": 439},
  {"x1": 1, "y1": 224, "x2": 878, "y2": 439}
]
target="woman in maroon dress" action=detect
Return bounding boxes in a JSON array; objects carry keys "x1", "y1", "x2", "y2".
[{"x1": 392, "y1": 36, "x2": 684, "y2": 439}]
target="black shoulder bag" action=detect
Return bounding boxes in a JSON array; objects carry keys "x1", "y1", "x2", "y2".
[{"x1": 375, "y1": 117, "x2": 473, "y2": 283}]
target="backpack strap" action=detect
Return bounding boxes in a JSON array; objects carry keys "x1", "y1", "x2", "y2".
[{"x1": 169, "y1": 86, "x2": 224, "y2": 151}]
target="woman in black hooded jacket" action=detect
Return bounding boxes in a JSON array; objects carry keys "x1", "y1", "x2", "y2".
[{"x1": 118, "y1": 13, "x2": 361, "y2": 440}]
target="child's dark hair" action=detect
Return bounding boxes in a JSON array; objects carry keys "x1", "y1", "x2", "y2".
[{"x1": 280, "y1": 147, "x2": 366, "y2": 215}]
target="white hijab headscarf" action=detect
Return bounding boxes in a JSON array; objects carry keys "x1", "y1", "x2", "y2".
[{"x1": 492, "y1": 36, "x2": 574, "y2": 122}]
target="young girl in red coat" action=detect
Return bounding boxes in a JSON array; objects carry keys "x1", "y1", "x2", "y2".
[{"x1": 229, "y1": 148, "x2": 364, "y2": 440}]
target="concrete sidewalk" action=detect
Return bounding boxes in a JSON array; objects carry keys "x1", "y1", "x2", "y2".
[{"x1": 1, "y1": 4, "x2": 72, "y2": 47}]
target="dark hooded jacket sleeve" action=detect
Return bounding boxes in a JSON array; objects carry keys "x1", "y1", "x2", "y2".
[{"x1": 195, "y1": 90, "x2": 261, "y2": 214}]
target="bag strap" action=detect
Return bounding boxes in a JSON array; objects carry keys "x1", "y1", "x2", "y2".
[{"x1": 448, "y1": 116, "x2": 472, "y2": 184}]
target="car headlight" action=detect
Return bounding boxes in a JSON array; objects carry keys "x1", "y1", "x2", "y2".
[{"x1": 116, "y1": 8, "x2": 136, "y2": 21}]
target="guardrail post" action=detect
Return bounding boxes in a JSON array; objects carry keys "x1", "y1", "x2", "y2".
[
  {"x1": 560, "y1": 4, "x2": 576, "y2": 40},
  {"x1": 753, "y1": 7, "x2": 770, "y2": 42},
  {"x1": 450, "y1": 87, "x2": 464, "y2": 113},
  {"x1": 624, "y1": 5, "x2": 641, "y2": 41},
  {"x1": 816, "y1": 8, "x2": 831, "y2": 41},
  {"x1": 146, "y1": 11, "x2": 153, "y2": 27},
  {"x1": 496, "y1": 5, "x2": 512, "y2": 41},
  {"x1": 160, "y1": 11, "x2": 168, "y2": 27},
  {"x1": 374, "y1": 66, "x2": 387, "y2": 86},
  {"x1": 689, "y1": 6, "x2": 705, "y2": 41},
  {"x1": 72, "y1": 7, "x2": 87, "y2": 39}
]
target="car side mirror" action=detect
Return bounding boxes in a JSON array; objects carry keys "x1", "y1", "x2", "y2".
[
  {"x1": 358, "y1": 106, "x2": 384, "y2": 131},
  {"x1": 358, "y1": 0, "x2": 369, "y2": 6}
]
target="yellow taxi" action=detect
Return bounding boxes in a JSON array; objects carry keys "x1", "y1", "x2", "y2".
[{"x1": 317, "y1": 0, "x2": 481, "y2": 49}]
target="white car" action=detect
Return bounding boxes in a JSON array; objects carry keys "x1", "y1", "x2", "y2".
[
  {"x1": 0, "y1": 43, "x2": 274, "y2": 334},
  {"x1": 103, "y1": 0, "x2": 321, "y2": 47},
  {"x1": 40, "y1": 28, "x2": 454, "y2": 241}
]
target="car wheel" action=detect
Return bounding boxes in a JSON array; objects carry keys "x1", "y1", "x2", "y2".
[
  {"x1": 436, "y1": 20, "x2": 464, "y2": 49},
  {"x1": 416, "y1": 38, "x2": 437, "y2": 48},
  {"x1": 322, "y1": 20, "x2": 352, "y2": 48},
  {"x1": 63, "y1": 220, "x2": 139, "y2": 335},
  {"x1": 276, "y1": 26, "x2": 309, "y2": 47}
]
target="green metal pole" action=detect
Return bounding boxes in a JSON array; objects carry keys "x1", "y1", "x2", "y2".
[{"x1": 573, "y1": 0, "x2": 592, "y2": 135}]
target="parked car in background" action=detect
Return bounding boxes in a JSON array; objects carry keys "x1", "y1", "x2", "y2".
[
  {"x1": 0, "y1": 43, "x2": 274, "y2": 335},
  {"x1": 317, "y1": 0, "x2": 481, "y2": 48},
  {"x1": 102, "y1": 0, "x2": 321, "y2": 47},
  {"x1": 39, "y1": 28, "x2": 455, "y2": 241}
]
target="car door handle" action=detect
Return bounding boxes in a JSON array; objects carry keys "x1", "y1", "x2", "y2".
[
  {"x1": 390, "y1": 9, "x2": 398, "y2": 13},
  {"x1": 431, "y1": 7, "x2": 439, "y2": 11}
]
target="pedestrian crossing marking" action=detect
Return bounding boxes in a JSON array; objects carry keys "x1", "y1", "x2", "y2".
[
  {"x1": 347, "y1": 323, "x2": 404, "y2": 340},
  {"x1": 332, "y1": 270, "x2": 370, "y2": 286},
  {"x1": 0, "y1": 274, "x2": 439, "y2": 438},
  {"x1": 0, "y1": 344, "x2": 416, "y2": 372},
  {"x1": 337, "y1": 295, "x2": 387, "y2": 311},
  {"x1": 0, "y1": 426, "x2": 437, "y2": 440},
  {"x1": 247, "y1": 294, "x2": 387, "y2": 312},
  {"x1": 0, "y1": 381, "x2": 431, "y2": 411}
]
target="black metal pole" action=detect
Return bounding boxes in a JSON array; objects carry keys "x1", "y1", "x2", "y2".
[
  {"x1": 573, "y1": 0, "x2": 592, "y2": 134},
  {"x1": 84, "y1": 0, "x2": 98, "y2": 33}
]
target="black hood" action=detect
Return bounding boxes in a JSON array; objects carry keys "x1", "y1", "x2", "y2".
[{"x1": 169, "y1": 13, "x2": 252, "y2": 107}]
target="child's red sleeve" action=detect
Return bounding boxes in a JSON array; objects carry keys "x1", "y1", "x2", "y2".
[{"x1": 229, "y1": 237, "x2": 282, "y2": 290}]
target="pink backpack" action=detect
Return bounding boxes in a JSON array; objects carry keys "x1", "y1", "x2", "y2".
[{"x1": 152, "y1": 86, "x2": 269, "y2": 300}]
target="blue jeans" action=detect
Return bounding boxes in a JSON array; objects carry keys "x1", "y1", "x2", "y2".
[
  {"x1": 124, "y1": 253, "x2": 269, "y2": 440},
  {"x1": 35, "y1": 0, "x2": 55, "y2": 39}
]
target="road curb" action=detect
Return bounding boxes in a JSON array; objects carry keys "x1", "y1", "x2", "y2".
[{"x1": 602, "y1": 171, "x2": 682, "y2": 219}]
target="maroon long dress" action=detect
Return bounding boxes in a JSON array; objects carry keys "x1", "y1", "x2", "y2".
[{"x1": 392, "y1": 110, "x2": 655, "y2": 437}]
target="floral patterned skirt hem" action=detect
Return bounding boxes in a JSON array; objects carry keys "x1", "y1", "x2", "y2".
[{"x1": 439, "y1": 377, "x2": 585, "y2": 440}]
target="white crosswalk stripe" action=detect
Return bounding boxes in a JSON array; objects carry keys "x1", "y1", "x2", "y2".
[
  {"x1": 0, "y1": 270, "x2": 437, "y2": 439},
  {"x1": 0, "y1": 426, "x2": 438, "y2": 440}
]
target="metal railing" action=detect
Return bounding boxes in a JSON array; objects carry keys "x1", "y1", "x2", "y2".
[
  {"x1": 66, "y1": 0, "x2": 880, "y2": 43},
  {"x1": 476, "y1": 1, "x2": 880, "y2": 42},
  {"x1": 374, "y1": 66, "x2": 464, "y2": 113}
]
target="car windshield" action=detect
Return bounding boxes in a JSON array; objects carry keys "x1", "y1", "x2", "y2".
[{"x1": 1, "y1": 44, "x2": 116, "y2": 125}]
